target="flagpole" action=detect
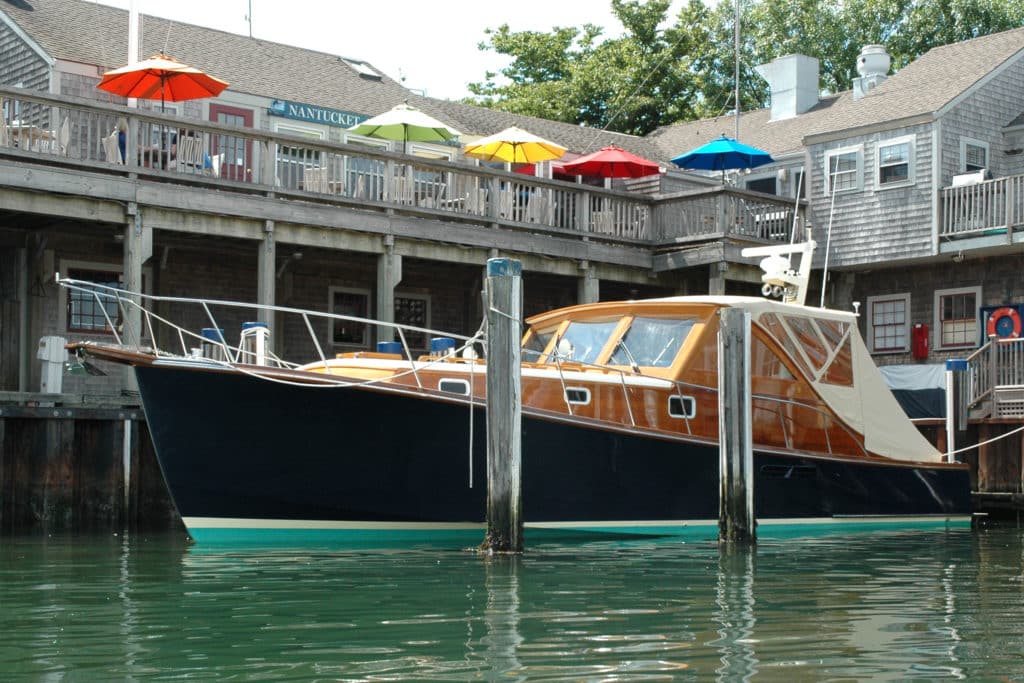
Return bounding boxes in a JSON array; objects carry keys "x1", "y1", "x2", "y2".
[
  {"x1": 127, "y1": 0, "x2": 139, "y2": 109},
  {"x1": 734, "y1": 0, "x2": 740, "y2": 141}
]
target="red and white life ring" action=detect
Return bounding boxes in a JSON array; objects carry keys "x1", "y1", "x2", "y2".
[{"x1": 987, "y1": 307, "x2": 1022, "y2": 339}]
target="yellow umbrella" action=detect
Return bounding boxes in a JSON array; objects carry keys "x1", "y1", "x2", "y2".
[{"x1": 463, "y1": 126, "x2": 566, "y2": 164}]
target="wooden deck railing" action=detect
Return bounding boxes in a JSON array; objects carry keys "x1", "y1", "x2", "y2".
[
  {"x1": 940, "y1": 174, "x2": 1024, "y2": 239},
  {"x1": 965, "y1": 336, "x2": 1024, "y2": 418},
  {"x1": 652, "y1": 185, "x2": 800, "y2": 244},
  {"x1": 0, "y1": 85, "x2": 802, "y2": 247}
]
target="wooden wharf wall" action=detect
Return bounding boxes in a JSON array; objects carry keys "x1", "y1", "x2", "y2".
[{"x1": 0, "y1": 396, "x2": 182, "y2": 536}]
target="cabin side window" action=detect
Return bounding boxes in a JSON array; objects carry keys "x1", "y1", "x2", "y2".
[
  {"x1": 608, "y1": 317, "x2": 696, "y2": 368},
  {"x1": 522, "y1": 327, "x2": 555, "y2": 362}
]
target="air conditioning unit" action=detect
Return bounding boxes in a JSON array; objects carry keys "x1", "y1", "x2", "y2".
[{"x1": 951, "y1": 169, "x2": 992, "y2": 187}]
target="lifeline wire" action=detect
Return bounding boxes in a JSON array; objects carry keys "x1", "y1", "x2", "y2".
[{"x1": 945, "y1": 423, "x2": 1024, "y2": 457}]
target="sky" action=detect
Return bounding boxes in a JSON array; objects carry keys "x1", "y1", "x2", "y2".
[{"x1": 97, "y1": 1, "x2": 684, "y2": 101}]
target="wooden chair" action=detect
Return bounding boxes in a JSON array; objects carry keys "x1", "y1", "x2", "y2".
[
  {"x1": 304, "y1": 166, "x2": 329, "y2": 194},
  {"x1": 173, "y1": 134, "x2": 204, "y2": 173}
]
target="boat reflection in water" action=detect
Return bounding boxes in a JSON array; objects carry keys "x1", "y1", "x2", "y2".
[{"x1": 60, "y1": 265, "x2": 970, "y2": 546}]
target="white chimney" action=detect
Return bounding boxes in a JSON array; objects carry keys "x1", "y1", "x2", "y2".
[
  {"x1": 755, "y1": 54, "x2": 820, "y2": 121},
  {"x1": 852, "y1": 45, "x2": 890, "y2": 100}
]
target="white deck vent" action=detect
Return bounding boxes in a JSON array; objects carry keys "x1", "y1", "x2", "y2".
[
  {"x1": 754, "y1": 54, "x2": 820, "y2": 121},
  {"x1": 853, "y1": 45, "x2": 890, "y2": 100}
]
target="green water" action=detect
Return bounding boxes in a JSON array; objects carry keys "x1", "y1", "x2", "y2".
[{"x1": 1, "y1": 527, "x2": 1022, "y2": 681}]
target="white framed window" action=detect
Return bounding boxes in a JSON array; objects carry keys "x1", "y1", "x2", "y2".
[
  {"x1": 824, "y1": 145, "x2": 862, "y2": 195},
  {"x1": 342, "y1": 135, "x2": 389, "y2": 199},
  {"x1": 934, "y1": 286, "x2": 981, "y2": 350},
  {"x1": 59, "y1": 259, "x2": 152, "y2": 336},
  {"x1": 394, "y1": 292, "x2": 431, "y2": 351},
  {"x1": 329, "y1": 287, "x2": 371, "y2": 347},
  {"x1": 960, "y1": 137, "x2": 988, "y2": 173},
  {"x1": 276, "y1": 124, "x2": 325, "y2": 189},
  {"x1": 876, "y1": 135, "x2": 915, "y2": 188},
  {"x1": 866, "y1": 293, "x2": 910, "y2": 354}
]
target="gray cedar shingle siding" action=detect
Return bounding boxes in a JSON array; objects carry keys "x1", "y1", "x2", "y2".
[
  {"x1": 809, "y1": 123, "x2": 935, "y2": 268},
  {"x1": 939, "y1": 57, "x2": 1024, "y2": 183},
  {"x1": 0, "y1": 22, "x2": 49, "y2": 90}
]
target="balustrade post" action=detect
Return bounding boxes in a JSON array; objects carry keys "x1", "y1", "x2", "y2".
[
  {"x1": 717, "y1": 192, "x2": 728, "y2": 236},
  {"x1": 989, "y1": 335, "x2": 998, "y2": 414},
  {"x1": 1006, "y1": 179, "x2": 1015, "y2": 243},
  {"x1": 579, "y1": 190, "x2": 591, "y2": 232}
]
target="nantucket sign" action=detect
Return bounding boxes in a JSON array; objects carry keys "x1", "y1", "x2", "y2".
[{"x1": 268, "y1": 100, "x2": 367, "y2": 128}]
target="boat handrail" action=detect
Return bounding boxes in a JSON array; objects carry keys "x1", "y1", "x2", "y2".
[{"x1": 57, "y1": 275, "x2": 477, "y2": 374}]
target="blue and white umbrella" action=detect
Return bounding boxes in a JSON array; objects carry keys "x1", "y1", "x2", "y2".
[{"x1": 671, "y1": 135, "x2": 774, "y2": 182}]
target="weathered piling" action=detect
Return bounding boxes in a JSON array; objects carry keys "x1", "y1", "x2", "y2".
[
  {"x1": 481, "y1": 257, "x2": 523, "y2": 553},
  {"x1": 718, "y1": 307, "x2": 756, "y2": 543},
  {"x1": 945, "y1": 358, "x2": 968, "y2": 463}
]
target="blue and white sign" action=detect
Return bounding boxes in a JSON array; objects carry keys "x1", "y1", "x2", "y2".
[{"x1": 268, "y1": 100, "x2": 367, "y2": 128}]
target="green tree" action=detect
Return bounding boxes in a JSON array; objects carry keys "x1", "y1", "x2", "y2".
[
  {"x1": 467, "y1": 0, "x2": 1024, "y2": 135},
  {"x1": 468, "y1": 0, "x2": 714, "y2": 136}
]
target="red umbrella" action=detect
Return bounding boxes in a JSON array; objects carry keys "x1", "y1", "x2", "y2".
[
  {"x1": 560, "y1": 145, "x2": 662, "y2": 178},
  {"x1": 96, "y1": 53, "x2": 228, "y2": 110}
]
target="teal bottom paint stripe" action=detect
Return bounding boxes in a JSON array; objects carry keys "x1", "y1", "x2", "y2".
[{"x1": 184, "y1": 517, "x2": 971, "y2": 547}]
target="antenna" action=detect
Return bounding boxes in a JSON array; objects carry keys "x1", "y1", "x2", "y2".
[{"x1": 246, "y1": 0, "x2": 253, "y2": 38}]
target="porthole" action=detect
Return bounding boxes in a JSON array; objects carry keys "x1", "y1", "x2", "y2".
[
  {"x1": 565, "y1": 387, "x2": 591, "y2": 405},
  {"x1": 668, "y1": 395, "x2": 696, "y2": 419},
  {"x1": 439, "y1": 378, "x2": 470, "y2": 395}
]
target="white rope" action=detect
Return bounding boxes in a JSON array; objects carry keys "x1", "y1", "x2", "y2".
[{"x1": 946, "y1": 423, "x2": 1024, "y2": 457}]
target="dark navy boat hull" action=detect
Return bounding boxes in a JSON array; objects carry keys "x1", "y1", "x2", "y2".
[{"x1": 135, "y1": 364, "x2": 972, "y2": 543}]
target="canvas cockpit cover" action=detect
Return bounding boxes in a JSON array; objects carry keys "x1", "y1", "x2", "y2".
[{"x1": 750, "y1": 303, "x2": 942, "y2": 463}]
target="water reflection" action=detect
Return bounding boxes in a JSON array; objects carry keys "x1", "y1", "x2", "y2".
[
  {"x1": 2, "y1": 528, "x2": 1024, "y2": 680},
  {"x1": 712, "y1": 545, "x2": 758, "y2": 682}
]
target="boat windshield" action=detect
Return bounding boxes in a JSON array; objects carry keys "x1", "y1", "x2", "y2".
[
  {"x1": 609, "y1": 317, "x2": 695, "y2": 368},
  {"x1": 546, "y1": 319, "x2": 620, "y2": 365}
]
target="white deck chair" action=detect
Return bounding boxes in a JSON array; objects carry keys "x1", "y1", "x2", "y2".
[
  {"x1": 526, "y1": 193, "x2": 550, "y2": 223},
  {"x1": 209, "y1": 153, "x2": 223, "y2": 178},
  {"x1": 102, "y1": 132, "x2": 124, "y2": 164},
  {"x1": 58, "y1": 117, "x2": 70, "y2": 156},
  {"x1": 304, "y1": 166, "x2": 329, "y2": 193}
]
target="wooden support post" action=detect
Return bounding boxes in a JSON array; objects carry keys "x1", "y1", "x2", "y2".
[
  {"x1": 375, "y1": 236, "x2": 402, "y2": 345},
  {"x1": 257, "y1": 220, "x2": 276, "y2": 330},
  {"x1": 718, "y1": 307, "x2": 756, "y2": 543},
  {"x1": 481, "y1": 257, "x2": 523, "y2": 553},
  {"x1": 577, "y1": 261, "x2": 599, "y2": 304}
]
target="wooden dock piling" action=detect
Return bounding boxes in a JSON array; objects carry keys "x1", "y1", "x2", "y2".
[
  {"x1": 718, "y1": 307, "x2": 756, "y2": 543},
  {"x1": 481, "y1": 257, "x2": 524, "y2": 553}
]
